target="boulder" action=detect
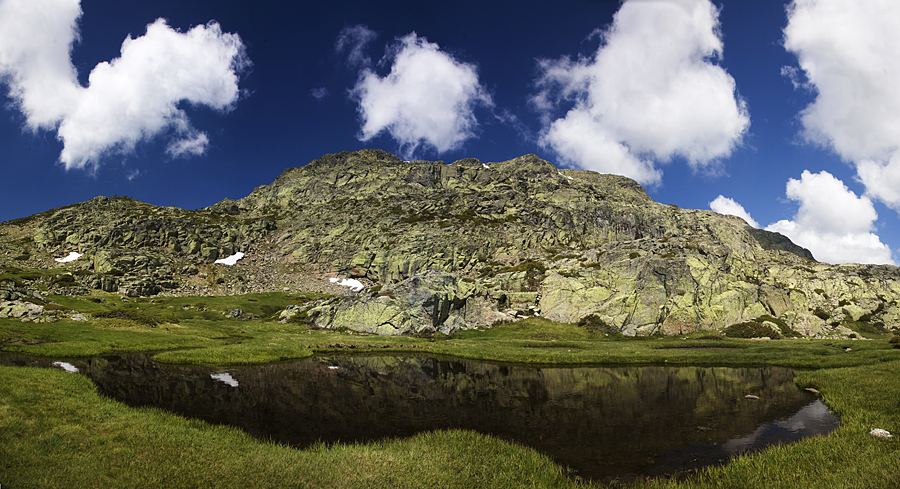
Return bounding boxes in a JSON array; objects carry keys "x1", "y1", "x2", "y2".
[
  {"x1": 305, "y1": 269, "x2": 508, "y2": 336},
  {"x1": 841, "y1": 303, "x2": 868, "y2": 322},
  {"x1": 117, "y1": 278, "x2": 161, "y2": 297},
  {"x1": 0, "y1": 300, "x2": 44, "y2": 319}
]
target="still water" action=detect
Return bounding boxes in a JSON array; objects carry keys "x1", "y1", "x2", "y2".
[{"x1": 1, "y1": 353, "x2": 838, "y2": 482}]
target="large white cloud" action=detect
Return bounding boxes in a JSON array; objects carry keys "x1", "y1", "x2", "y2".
[
  {"x1": 765, "y1": 170, "x2": 895, "y2": 265},
  {"x1": 709, "y1": 195, "x2": 759, "y2": 228},
  {"x1": 349, "y1": 32, "x2": 493, "y2": 158},
  {"x1": 0, "y1": 0, "x2": 82, "y2": 129},
  {"x1": 533, "y1": 0, "x2": 749, "y2": 186},
  {"x1": 784, "y1": 0, "x2": 900, "y2": 209},
  {"x1": 0, "y1": 0, "x2": 248, "y2": 171}
]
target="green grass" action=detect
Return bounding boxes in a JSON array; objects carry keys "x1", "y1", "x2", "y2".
[
  {"x1": 426, "y1": 318, "x2": 898, "y2": 369},
  {"x1": 3, "y1": 300, "x2": 898, "y2": 368},
  {"x1": 2, "y1": 292, "x2": 900, "y2": 487},
  {"x1": 0, "y1": 366, "x2": 577, "y2": 489}
]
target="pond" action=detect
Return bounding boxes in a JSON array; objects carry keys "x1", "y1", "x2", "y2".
[{"x1": 0, "y1": 353, "x2": 839, "y2": 482}]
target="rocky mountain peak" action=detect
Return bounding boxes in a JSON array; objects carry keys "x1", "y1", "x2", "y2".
[{"x1": 2, "y1": 149, "x2": 898, "y2": 339}]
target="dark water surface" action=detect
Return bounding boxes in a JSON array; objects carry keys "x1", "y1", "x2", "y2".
[{"x1": 1, "y1": 353, "x2": 839, "y2": 482}]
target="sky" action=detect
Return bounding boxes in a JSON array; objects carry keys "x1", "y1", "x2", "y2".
[{"x1": 1, "y1": 0, "x2": 899, "y2": 266}]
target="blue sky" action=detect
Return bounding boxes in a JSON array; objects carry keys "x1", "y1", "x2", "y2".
[{"x1": 1, "y1": 0, "x2": 898, "y2": 265}]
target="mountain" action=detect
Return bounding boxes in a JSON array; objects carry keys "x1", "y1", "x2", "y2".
[{"x1": 2, "y1": 149, "x2": 898, "y2": 338}]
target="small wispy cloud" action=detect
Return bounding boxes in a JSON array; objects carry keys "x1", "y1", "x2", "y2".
[
  {"x1": 164, "y1": 128, "x2": 210, "y2": 158},
  {"x1": 0, "y1": 0, "x2": 249, "y2": 173},
  {"x1": 125, "y1": 168, "x2": 143, "y2": 181},
  {"x1": 347, "y1": 32, "x2": 493, "y2": 158},
  {"x1": 310, "y1": 87, "x2": 329, "y2": 100},
  {"x1": 335, "y1": 24, "x2": 377, "y2": 68},
  {"x1": 532, "y1": 0, "x2": 749, "y2": 187}
]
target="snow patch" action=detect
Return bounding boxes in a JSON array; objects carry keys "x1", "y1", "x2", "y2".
[
  {"x1": 558, "y1": 171, "x2": 573, "y2": 181},
  {"x1": 329, "y1": 277, "x2": 364, "y2": 291},
  {"x1": 214, "y1": 252, "x2": 244, "y2": 266},
  {"x1": 211, "y1": 372, "x2": 239, "y2": 387},
  {"x1": 52, "y1": 361, "x2": 78, "y2": 373},
  {"x1": 54, "y1": 252, "x2": 82, "y2": 263},
  {"x1": 482, "y1": 163, "x2": 491, "y2": 169}
]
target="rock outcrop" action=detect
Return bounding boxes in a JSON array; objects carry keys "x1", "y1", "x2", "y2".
[
  {"x1": 2, "y1": 149, "x2": 900, "y2": 337},
  {"x1": 0, "y1": 300, "x2": 43, "y2": 320},
  {"x1": 294, "y1": 270, "x2": 507, "y2": 335}
]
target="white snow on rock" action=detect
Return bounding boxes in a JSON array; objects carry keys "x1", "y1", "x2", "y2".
[
  {"x1": 211, "y1": 372, "x2": 239, "y2": 387},
  {"x1": 54, "y1": 252, "x2": 82, "y2": 263},
  {"x1": 214, "y1": 252, "x2": 245, "y2": 265},
  {"x1": 482, "y1": 163, "x2": 491, "y2": 169},
  {"x1": 329, "y1": 277, "x2": 364, "y2": 291},
  {"x1": 558, "y1": 171, "x2": 574, "y2": 180},
  {"x1": 52, "y1": 361, "x2": 78, "y2": 373}
]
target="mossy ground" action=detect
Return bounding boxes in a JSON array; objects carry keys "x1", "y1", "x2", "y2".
[{"x1": 1, "y1": 291, "x2": 899, "y2": 488}]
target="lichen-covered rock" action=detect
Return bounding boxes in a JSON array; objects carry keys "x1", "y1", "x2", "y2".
[
  {"x1": 4, "y1": 148, "x2": 900, "y2": 335},
  {"x1": 305, "y1": 269, "x2": 509, "y2": 335},
  {"x1": 0, "y1": 300, "x2": 44, "y2": 319},
  {"x1": 117, "y1": 278, "x2": 161, "y2": 298}
]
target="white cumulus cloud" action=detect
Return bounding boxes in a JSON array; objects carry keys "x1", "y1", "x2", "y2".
[
  {"x1": 765, "y1": 170, "x2": 895, "y2": 265},
  {"x1": 709, "y1": 195, "x2": 759, "y2": 228},
  {"x1": 784, "y1": 0, "x2": 900, "y2": 210},
  {"x1": 0, "y1": 0, "x2": 82, "y2": 129},
  {"x1": 0, "y1": 0, "x2": 249, "y2": 172},
  {"x1": 533, "y1": 0, "x2": 749, "y2": 187},
  {"x1": 348, "y1": 32, "x2": 493, "y2": 158}
]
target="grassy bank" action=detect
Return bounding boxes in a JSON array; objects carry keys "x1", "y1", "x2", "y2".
[
  {"x1": 3, "y1": 292, "x2": 898, "y2": 368},
  {"x1": 1, "y1": 291, "x2": 899, "y2": 487}
]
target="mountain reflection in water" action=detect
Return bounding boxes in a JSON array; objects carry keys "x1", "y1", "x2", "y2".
[{"x1": 0, "y1": 354, "x2": 838, "y2": 482}]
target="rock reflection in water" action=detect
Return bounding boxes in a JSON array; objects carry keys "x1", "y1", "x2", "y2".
[{"x1": 0, "y1": 353, "x2": 838, "y2": 481}]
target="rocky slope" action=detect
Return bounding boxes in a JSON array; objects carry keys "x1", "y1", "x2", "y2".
[{"x1": 2, "y1": 149, "x2": 900, "y2": 337}]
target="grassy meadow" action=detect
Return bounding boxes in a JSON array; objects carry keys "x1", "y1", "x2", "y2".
[{"x1": 1, "y1": 290, "x2": 899, "y2": 488}]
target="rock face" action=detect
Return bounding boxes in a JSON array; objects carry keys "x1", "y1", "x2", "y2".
[
  {"x1": 0, "y1": 195, "x2": 276, "y2": 297},
  {"x1": 3, "y1": 148, "x2": 900, "y2": 337},
  {"x1": 300, "y1": 270, "x2": 507, "y2": 335}
]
